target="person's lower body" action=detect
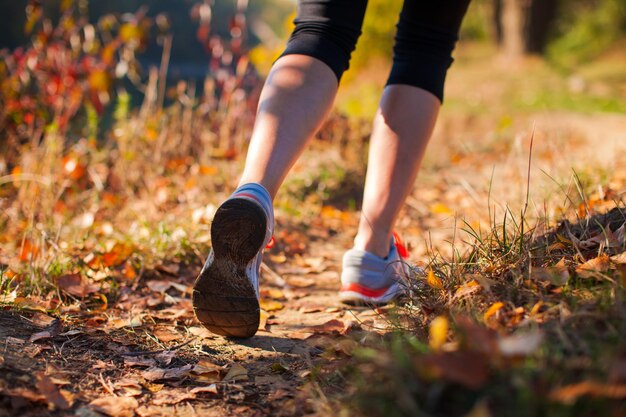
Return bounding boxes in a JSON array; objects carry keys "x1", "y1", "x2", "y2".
[{"x1": 193, "y1": 0, "x2": 471, "y2": 337}]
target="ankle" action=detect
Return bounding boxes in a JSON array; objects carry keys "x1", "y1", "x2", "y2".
[{"x1": 353, "y1": 233, "x2": 392, "y2": 259}]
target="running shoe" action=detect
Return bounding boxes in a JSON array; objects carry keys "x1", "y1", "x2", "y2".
[
  {"x1": 339, "y1": 234, "x2": 411, "y2": 305},
  {"x1": 193, "y1": 184, "x2": 274, "y2": 338}
]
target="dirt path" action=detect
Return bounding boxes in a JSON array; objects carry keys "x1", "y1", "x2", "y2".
[{"x1": 0, "y1": 225, "x2": 392, "y2": 417}]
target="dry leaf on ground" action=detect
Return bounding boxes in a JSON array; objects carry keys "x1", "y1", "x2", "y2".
[
  {"x1": 550, "y1": 381, "x2": 626, "y2": 404},
  {"x1": 191, "y1": 358, "x2": 223, "y2": 383},
  {"x1": 57, "y1": 273, "x2": 99, "y2": 297},
  {"x1": 259, "y1": 299, "x2": 284, "y2": 312},
  {"x1": 429, "y1": 316, "x2": 449, "y2": 351},
  {"x1": 484, "y1": 302, "x2": 504, "y2": 322},
  {"x1": 611, "y1": 251, "x2": 626, "y2": 264},
  {"x1": 427, "y1": 269, "x2": 444, "y2": 290},
  {"x1": 89, "y1": 396, "x2": 139, "y2": 417},
  {"x1": 29, "y1": 318, "x2": 62, "y2": 342},
  {"x1": 306, "y1": 319, "x2": 346, "y2": 335},
  {"x1": 153, "y1": 326, "x2": 183, "y2": 342},
  {"x1": 35, "y1": 372, "x2": 73, "y2": 410},
  {"x1": 286, "y1": 276, "x2": 316, "y2": 288},
  {"x1": 223, "y1": 363, "x2": 248, "y2": 382},
  {"x1": 576, "y1": 254, "x2": 610, "y2": 278},
  {"x1": 141, "y1": 364, "x2": 193, "y2": 381}
]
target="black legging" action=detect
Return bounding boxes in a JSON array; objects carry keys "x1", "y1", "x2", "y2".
[{"x1": 280, "y1": 0, "x2": 471, "y2": 102}]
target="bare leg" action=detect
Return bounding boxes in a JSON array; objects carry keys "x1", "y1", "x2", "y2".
[
  {"x1": 238, "y1": 55, "x2": 339, "y2": 198},
  {"x1": 354, "y1": 85, "x2": 440, "y2": 258}
]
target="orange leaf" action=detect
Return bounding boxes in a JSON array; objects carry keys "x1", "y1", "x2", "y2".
[
  {"x1": 19, "y1": 239, "x2": 40, "y2": 262},
  {"x1": 199, "y1": 165, "x2": 218, "y2": 175},
  {"x1": 484, "y1": 302, "x2": 504, "y2": 322},
  {"x1": 550, "y1": 381, "x2": 626, "y2": 404},
  {"x1": 122, "y1": 261, "x2": 137, "y2": 279},
  {"x1": 153, "y1": 326, "x2": 182, "y2": 343},
  {"x1": 259, "y1": 299, "x2": 284, "y2": 312},
  {"x1": 429, "y1": 316, "x2": 449, "y2": 351},
  {"x1": 576, "y1": 254, "x2": 610, "y2": 278},
  {"x1": 101, "y1": 242, "x2": 134, "y2": 267},
  {"x1": 427, "y1": 269, "x2": 444, "y2": 290}
]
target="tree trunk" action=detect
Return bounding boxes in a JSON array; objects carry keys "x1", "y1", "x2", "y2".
[{"x1": 493, "y1": 0, "x2": 558, "y2": 57}]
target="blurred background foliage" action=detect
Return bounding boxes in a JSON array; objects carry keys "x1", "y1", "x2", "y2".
[
  {"x1": 2, "y1": 0, "x2": 625, "y2": 74},
  {"x1": 0, "y1": 0, "x2": 624, "y2": 141}
]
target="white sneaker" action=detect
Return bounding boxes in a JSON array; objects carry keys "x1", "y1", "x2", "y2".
[
  {"x1": 339, "y1": 234, "x2": 412, "y2": 305},
  {"x1": 193, "y1": 184, "x2": 274, "y2": 338}
]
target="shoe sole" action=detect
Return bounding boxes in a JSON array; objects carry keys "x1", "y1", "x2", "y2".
[
  {"x1": 339, "y1": 282, "x2": 403, "y2": 307},
  {"x1": 193, "y1": 198, "x2": 266, "y2": 338}
]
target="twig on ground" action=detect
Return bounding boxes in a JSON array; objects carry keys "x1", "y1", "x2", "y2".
[{"x1": 120, "y1": 337, "x2": 196, "y2": 357}]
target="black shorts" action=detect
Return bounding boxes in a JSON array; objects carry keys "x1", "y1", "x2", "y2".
[{"x1": 280, "y1": 0, "x2": 471, "y2": 102}]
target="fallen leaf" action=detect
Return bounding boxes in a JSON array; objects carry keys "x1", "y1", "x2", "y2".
[
  {"x1": 29, "y1": 318, "x2": 62, "y2": 342},
  {"x1": 101, "y1": 242, "x2": 135, "y2": 267},
  {"x1": 90, "y1": 396, "x2": 139, "y2": 417},
  {"x1": 260, "y1": 299, "x2": 284, "y2": 312},
  {"x1": 286, "y1": 276, "x2": 315, "y2": 288},
  {"x1": 298, "y1": 303, "x2": 324, "y2": 314},
  {"x1": 611, "y1": 251, "x2": 626, "y2": 264},
  {"x1": 57, "y1": 274, "x2": 99, "y2": 297},
  {"x1": 427, "y1": 269, "x2": 444, "y2": 290},
  {"x1": 429, "y1": 316, "x2": 449, "y2": 351},
  {"x1": 484, "y1": 302, "x2": 505, "y2": 322},
  {"x1": 223, "y1": 363, "x2": 248, "y2": 382},
  {"x1": 576, "y1": 254, "x2": 610, "y2": 278},
  {"x1": 141, "y1": 364, "x2": 193, "y2": 381},
  {"x1": 153, "y1": 326, "x2": 182, "y2": 342},
  {"x1": 146, "y1": 280, "x2": 188, "y2": 294},
  {"x1": 550, "y1": 381, "x2": 626, "y2": 404},
  {"x1": 306, "y1": 319, "x2": 345, "y2": 335},
  {"x1": 188, "y1": 326, "x2": 213, "y2": 339},
  {"x1": 260, "y1": 288, "x2": 285, "y2": 299},
  {"x1": 114, "y1": 378, "x2": 143, "y2": 397},
  {"x1": 121, "y1": 261, "x2": 137, "y2": 280},
  {"x1": 453, "y1": 280, "x2": 481, "y2": 300},
  {"x1": 191, "y1": 358, "x2": 223, "y2": 383},
  {"x1": 268, "y1": 254, "x2": 287, "y2": 264},
  {"x1": 108, "y1": 314, "x2": 143, "y2": 329},
  {"x1": 190, "y1": 384, "x2": 218, "y2": 395},
  {"x1": 430, "y1": 202, "x2": 454, "y2": 215},
  {"x1": 35, "y1": 372, "x2": 73, "y2": 410}
]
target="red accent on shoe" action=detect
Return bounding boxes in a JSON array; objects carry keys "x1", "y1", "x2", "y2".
[
  {"x1": 340, "y1": 282, "x2": 391, "y2": 298},
  {"x1": 265, "y1": 235, "x2": 275, "y2": 249},
  {"x1": 392, "y1": 231, "x2": 409, "y2": 259},
  {"x1": 233, "y1": 192, "x2": 263, "y2": 205}
]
